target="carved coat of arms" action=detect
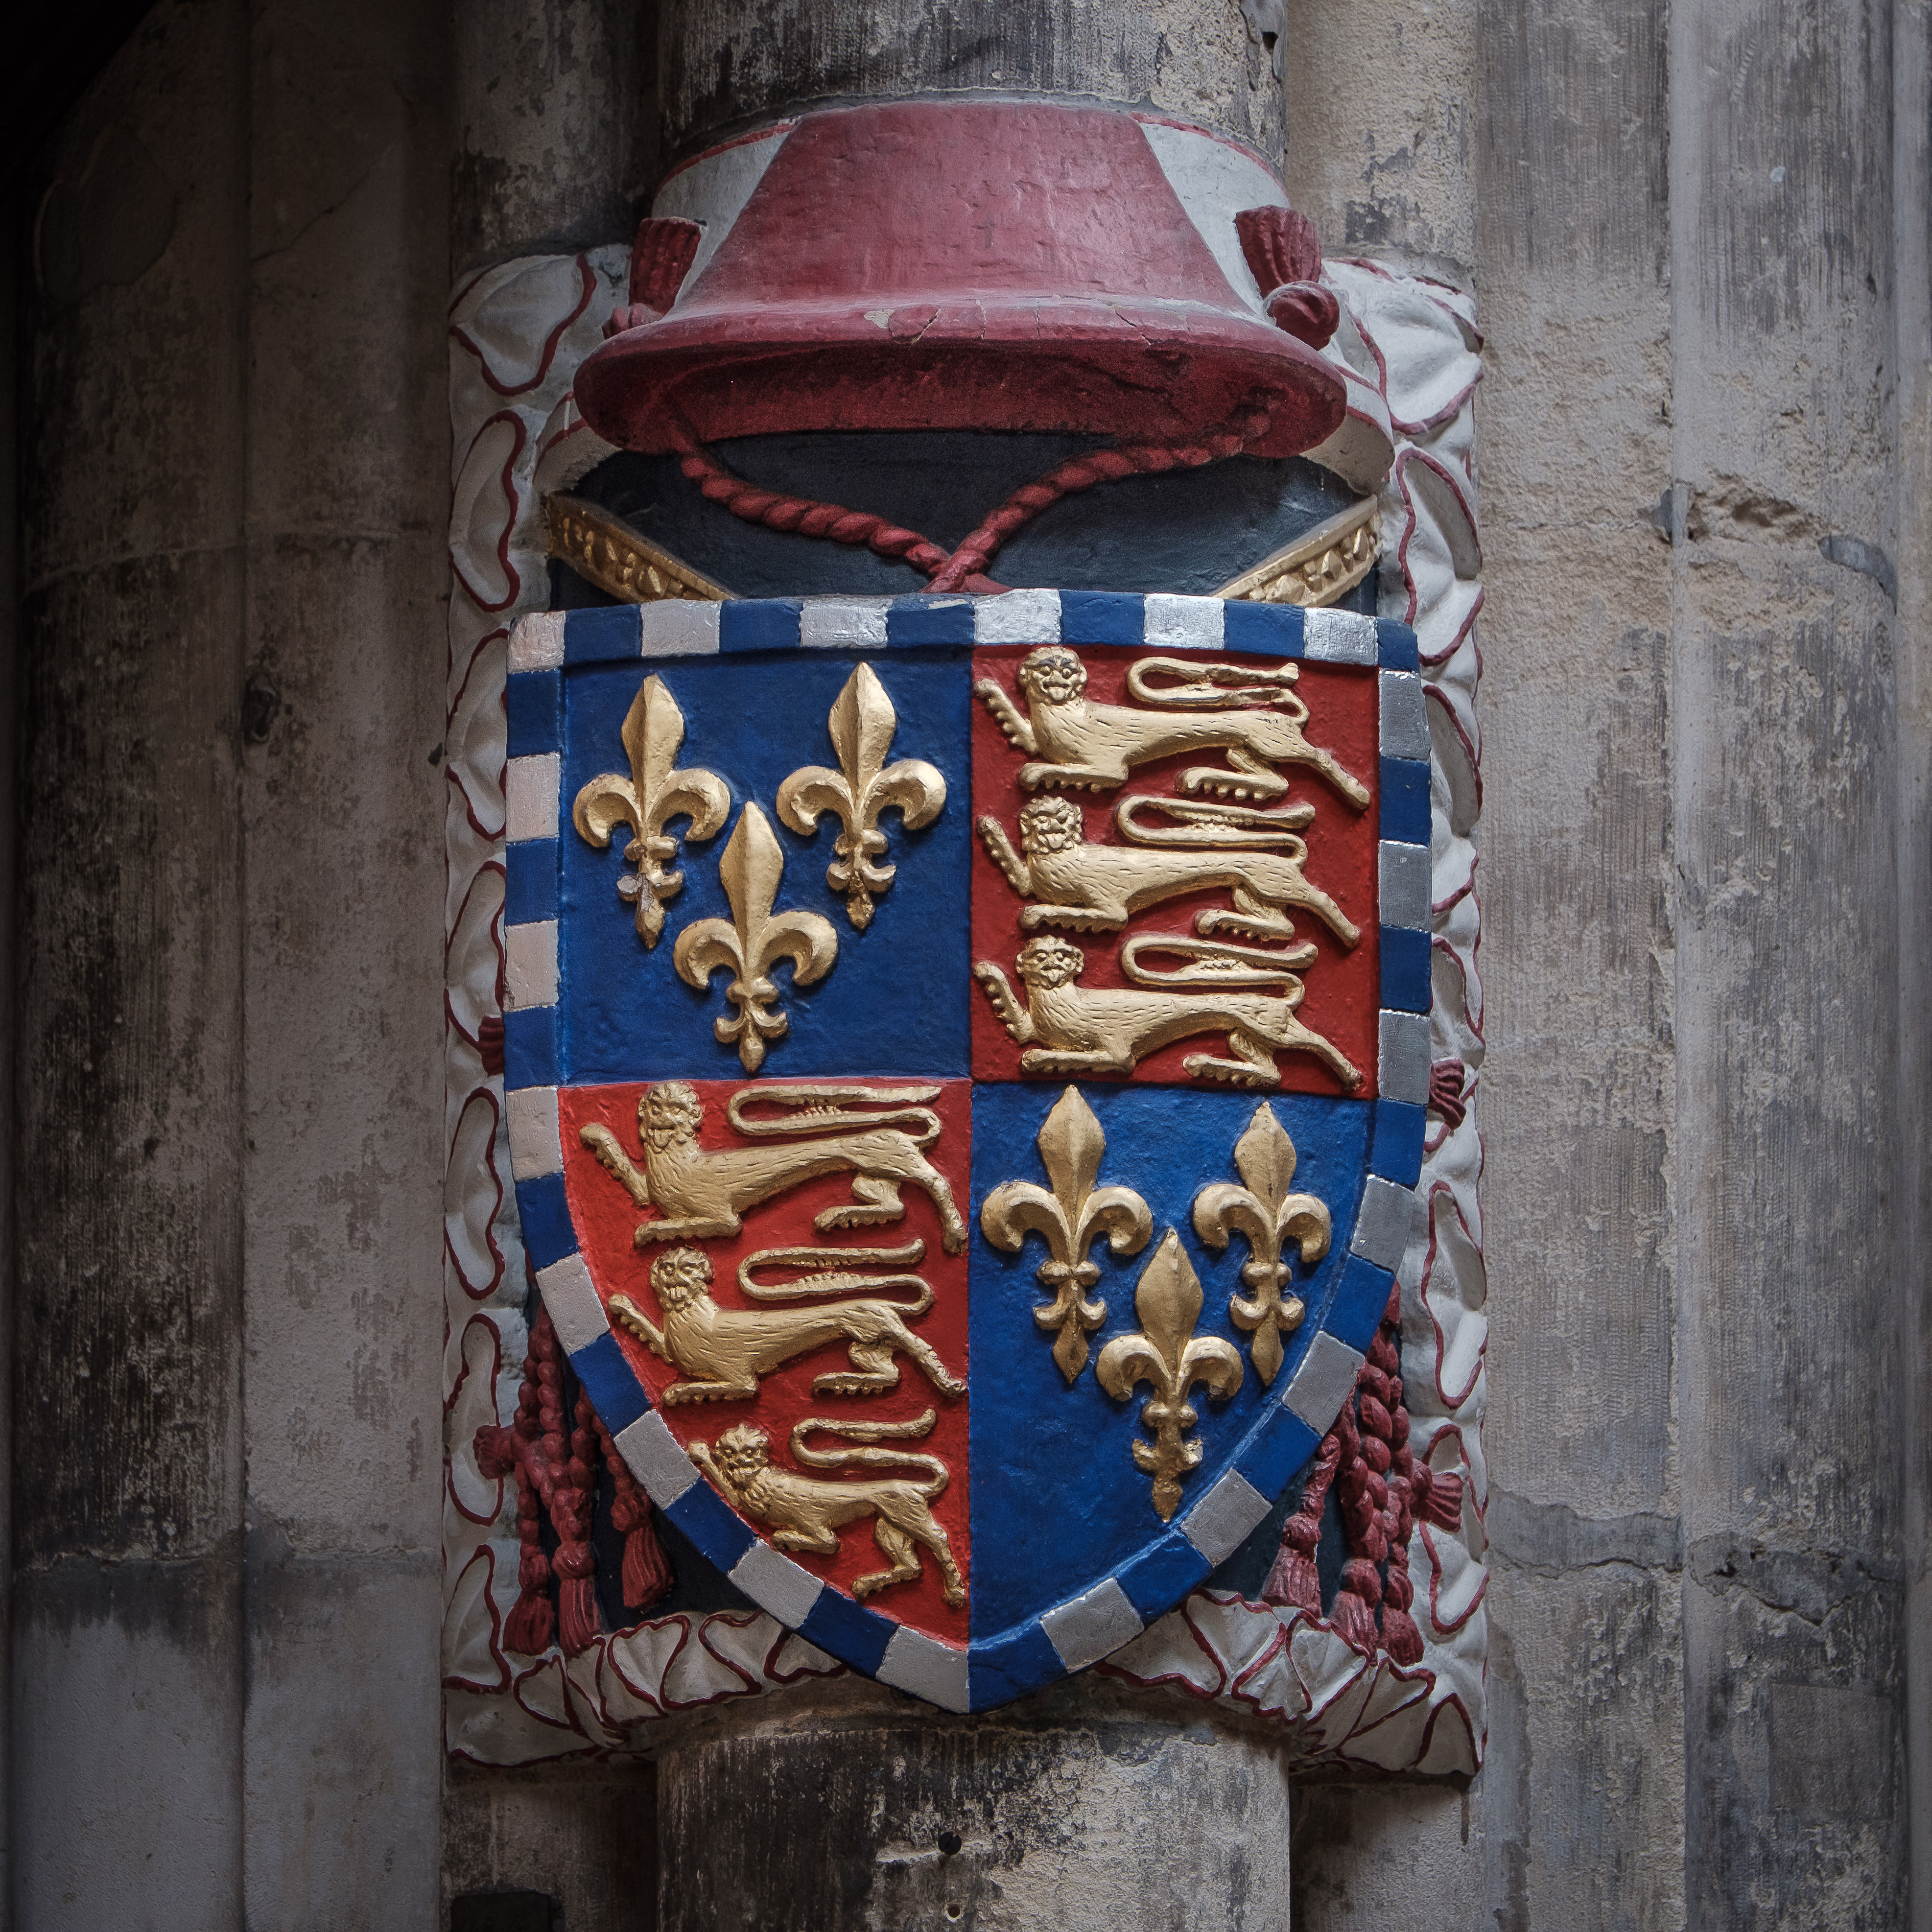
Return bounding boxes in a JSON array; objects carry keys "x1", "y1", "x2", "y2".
[{"x1": 500, "y1": 588, "x2": 1430, "y2": 1710}]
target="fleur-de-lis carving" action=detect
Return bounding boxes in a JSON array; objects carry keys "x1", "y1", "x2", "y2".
[
  {"x1": 979, "y1": 1085, "x2": 1153, "y2": 1383},
  {"x1": 673, "y1": 804, "x2": 838, "y2": 1072},
  {"x1": 1192, "y1": 1104, "x2": 1330, "y2": 1386},
  {"x1": 572, "y1": 674, "x2": 730, "y2": 946},
  {"x1": 1096, "y1": 1230, "x2": 1245, "y2": 1519},
  {"x1": 777, "y1": 663, "x2": 947, "y2": 930}
]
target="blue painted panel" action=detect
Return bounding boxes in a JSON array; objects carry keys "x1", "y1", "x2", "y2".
[
  {"x1": 570, "y1": 1329, "x2": 651, "y2": 1436},
  {"x1": 1115, "y1": 1530, "x2": 1211, "y2": 1624},
  {"x1": 1234, "y1": 1403, "x2": 1322, "y2": 1501},
  {"x1": 506, "y1": 670, "x2": 562, "y2": 757},
  {"x1": 516, "y1": 1172, "x2": 575, "y2": 1270},
  {"x1": 505, "y1": 841, "x2": 559, "y2": 924},
  {"x1": 562, "y1": 605, "x2": 642, "y2": 664},
  {"x1": 1328, "y1": 1254, "x2": 1396, "y2": 1354},
  {"x1": 663, "y1": 1478, "x2": 758, "y2": 1568},
  {"x1": 967, "y1": 1083, "x2": 1370, "y2": 1641},
  {"x1": 1057, "y1": 591, "x2": 1147, "y2": 645},
  {"x1": 502, "y1": 1007, "x2": 558, "y2": 1090},
  {"x1": 1380, "y1": 925, "x2": 1433, "y2": 1013},
  {"x1": 1379, "y1": 756, "x2": 1431, "y2": 846},
  {"x1": 968, "y1": 1622, "x2": 1064, "y2": 1710},
  {"x1": 1369, "y1": 1100, "x2": 1427, "y2": 1187},
  {"x1": 886, "y1": 598, "x2": 976, "y2": 647},
  {"x1": 719, "y1": 600, "x2": 803, "y2": 653},
  {"x1": 799, "y1": 1588, "x2": 895, "y2": 1674},
  {"x1": 555, "y1": 651, "x2": 973, "y2": 1081},
  {"x1": 1377, "y1": 620, "x2": 1420, "y2": 673},
  {"x1": 1224, "y1": 601, "x2": 1305, "y2": 658}
]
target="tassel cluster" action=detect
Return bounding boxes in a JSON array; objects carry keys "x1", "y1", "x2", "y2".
[
  {"x1": 1263, "y1": 1283, "x2": 1463, "y2": 1667},
  {"x1": 472, "y1": 1300, "x2": 676, "y2": 1659}
]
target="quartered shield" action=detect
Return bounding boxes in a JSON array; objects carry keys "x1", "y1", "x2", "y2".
[{"x1": 500, "y1": 589, "x2": 1429, "y2": 1712}]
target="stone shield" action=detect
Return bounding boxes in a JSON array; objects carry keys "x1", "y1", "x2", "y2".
[{"x1": 500, "y1": 589, "x2": 1428, "y2": 1711}]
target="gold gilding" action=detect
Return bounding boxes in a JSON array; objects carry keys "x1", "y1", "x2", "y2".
[
  {"x1": 778, "y1": 662, "x2": 947, "y2": 931},
  {"x1": 572, "y1": 674, "x2": 730, "y2": 946},
  {"x1": 973, "y1": 932, "x2": 1362, "y2": 1090},
  {"x1": 976, "y1": 792, "x2": 1360, "y2": 946},
  {"x1": 673, "y1": 803, "x2": 839, "y2": 1071},
  {"x1": 1095, "y1": 1230, "x2": 1244, "y2": 1519},
  {"x1": 608, "y1": 1242, "x2": 964, "y2": 1406},
  {"x1": 544, "y1": 493, "x2": 734, "y2": 603},
  {"x1": 1216, "y1": 498, "x2": 1382, "y2": 608},
  {"x1": 690, "y1": 1411, "x2": 965, "y2": 1606},
  {"x1": 973, "y1": 647, "x2": 1369, "y2": 807},
  {"x1": 1192, "y1": 1104, "x2": 1330, "y2": 1386},
  {"x1": 980, "y1": 1085, "x2": 1153, "y2": 1383},
  {"x1": 581, "y1": 1081, "x2": 969, "y2": 1255}
]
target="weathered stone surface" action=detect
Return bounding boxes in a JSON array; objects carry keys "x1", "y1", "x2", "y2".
[
  {"x1": 661, "y1": 0, "x2": 1286, "y2": 163},
  {"x1": 443, "y1": 1759, "x2": 659, "y2": 1932},
  {"x1": 453, "y1": 0, "x2": 646, "y2": 274},
  {"x1": 655, "y1": 1682, "x2": 1293, "y2": 1932}
]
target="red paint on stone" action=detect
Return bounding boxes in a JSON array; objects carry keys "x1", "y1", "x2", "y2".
[
  {"x1": 560, "y1": 1079, "x2": 973, "y2": 1642},
  {"x1": 969, "y1": 648, "x2": 1381, "y2": 1095},
  {"x1": 576, "y1": 101, "x2": 1345, "y2": 459}
]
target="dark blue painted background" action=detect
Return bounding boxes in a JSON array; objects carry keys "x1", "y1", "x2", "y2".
[
  {"x1": 553, "y1": 435, "x2": 1377, "y2": 605},
  {"x1": 556, "y1": 650, "x2": 974, "y2": 1084},
  {"x1": 965, "y1": 1082, "x2": 1370, "y2": 1641}
]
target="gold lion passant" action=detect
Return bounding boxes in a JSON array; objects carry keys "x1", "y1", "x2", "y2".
[
  {"x1": 580, "y1": 1080, "x2": 969, "y2": 1255},
  {"x1": 609, "y1": 1244, "x2": 964, "y2": 1405},
  {"x1": 977, "y1": 793, "x2": 1362, "y2": 945},
  {"x1": 974, "y1": 933, "x2": 1363, "y2": 1090},
  {"x1": 973, "y1": 646, "x2": 1370, "y2": 806},
  {"x1": 690, "y1": 1411, "x2": 966, "y2": 1607}
]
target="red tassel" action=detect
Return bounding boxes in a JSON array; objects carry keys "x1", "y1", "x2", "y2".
[
  {"x1": 554, "y1": 1539, "x2": 599, "y2": 1656},
  {"x1": 623, "y1": 1511, "x2": 674, "y2": 1610},
  {"x1": 1328, "y1": 1587, "x2": 1380, "y2": 1652},
  {"x1": 1261, "y1": 1545, "x2": 1322, "y2": 1614},
  {"x1": 473, "y1": 1424, "x2": 517, "y2": 1481},
  {"x1": 1381, "y1": 1607, "x2": 1425, "y2": 1665},
  {"x1": 558, "y1": 1576, "x2": 599, "y2": 1657},
  {"x1": 503, "y1": 1588, "x2": 555, "y2": 1656}
]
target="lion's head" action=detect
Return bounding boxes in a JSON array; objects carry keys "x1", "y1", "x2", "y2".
[
  {"x1": 1016, "y1": 934, "x2": 1087, "y2": 990},
  {"x1": 712, "y1": 1423, "x2": 772, "y2": 1490},
  {"x1": 650, "y1": 1245, "x2": 713, "y2": 1313},
  {"x1": 1018, "y1": 796, "x2": 1082, "y2": 855},
  {"x1": 1017, "y1": 646, "x2": 1087, "y2": 707},
  {"x1": 641, "y1": 1080, "x2": 704, "y2": 1152}
]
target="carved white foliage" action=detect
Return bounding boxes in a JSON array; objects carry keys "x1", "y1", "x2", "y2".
[{"x1": 440, "y1": 249, "x2": 1488, "y2": 1774}]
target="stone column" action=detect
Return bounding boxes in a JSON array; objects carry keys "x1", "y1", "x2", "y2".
[
  {"x1": 1671, "y1": 0, "x2": 1909, "y2": 1916},
  {"x1": 13, "y1": 1, "x2": 456, "y2": 1924},
  {"x1": 633, "y1": 9, "x2": 1300, "y2": 1928},
  {"x1": 12, "y1": 7, "x2": 250, "y2": 1923}
]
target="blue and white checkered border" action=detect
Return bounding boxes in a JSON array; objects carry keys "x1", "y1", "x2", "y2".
[{"x1": 498, "y1": 592, "x2": 1432, "y2": 1714}]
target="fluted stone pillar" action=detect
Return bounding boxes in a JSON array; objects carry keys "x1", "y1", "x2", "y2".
[{"x1": 620, "y1": 9, "x2": 1305, "y2": 1929}]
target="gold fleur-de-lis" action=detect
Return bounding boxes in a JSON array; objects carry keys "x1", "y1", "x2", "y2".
[
  {"x1": 1096, "y1": 1231, "x2": 1245, "y2": 1519},
  {"x1": 673, "y1": 804, "x2": 838, "y2": 1072},
  {"x1": 572, "y1": 674, "x2": 730, "y2": 946},
  {"x1": 979, "y1": 1086, "x2": 1153, "y2": 1383},
  {"x1": 1192, "y1": 1104, "x2": 1330, "y2": 1386},
  {"x1": 777, "y1": 663, "x2": 947, "y2": 930}
]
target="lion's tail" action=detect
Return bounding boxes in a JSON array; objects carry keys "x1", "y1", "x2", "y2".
[
  {"x1": 1120, "y1": 933, "x2": 1315, "y2": 989},
  {"x1": 1125, "y1": 655, "x2": 1305, "y2": 714},
  {"x1": 790, "y1": 1410, "x2": 950, "y2": 1495},
  {"x1": 1115, "y1": 793, "x2": 1315, "y2": 850},
  {"x1": 727, "y1": 1084, "x2": 943, "y2": 1147},
  {"x1": 738, "y1": 1243, "x2": 932, "y2": 1311}
]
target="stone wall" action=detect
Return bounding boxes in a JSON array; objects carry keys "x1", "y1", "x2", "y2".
[{"x1": 4, "y1": 0, "x2": 1926, "y2": 1927}]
